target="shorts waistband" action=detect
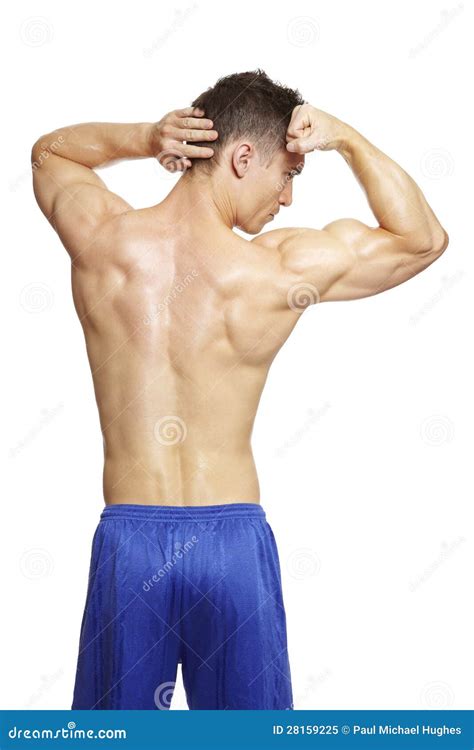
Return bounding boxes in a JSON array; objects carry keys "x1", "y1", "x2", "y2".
[{"x1": 100, "y1": 502, "x2": 266, "y2": 523}]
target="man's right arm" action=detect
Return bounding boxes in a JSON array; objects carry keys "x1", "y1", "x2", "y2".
[{"x1": 278, "y1": 106, "x2": 449, "y2": 302}]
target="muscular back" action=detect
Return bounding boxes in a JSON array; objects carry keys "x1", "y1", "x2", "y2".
[{"x1": 71, "y1": 207, "x2": 303, "y2": 504}]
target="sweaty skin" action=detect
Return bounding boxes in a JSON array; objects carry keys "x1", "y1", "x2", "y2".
[{"x1": 31, "y1": 105, "x2": 448, "y2": 506}]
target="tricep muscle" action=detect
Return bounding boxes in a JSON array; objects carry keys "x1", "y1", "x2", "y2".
[{"x1": 31, "y1": 144, "x2": 130, "y2": 257}]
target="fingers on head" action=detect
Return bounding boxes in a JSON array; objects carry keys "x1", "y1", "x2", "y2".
[
  {"x1": 175, "y1": 106, "x2": 205, "y2": 118},
  {"x1": 182, "y1": 144, "x2": 215, "y2": 158}
]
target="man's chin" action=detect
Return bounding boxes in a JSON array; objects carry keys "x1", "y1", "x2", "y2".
[{"x1": 236, "y1": 217, "x2": 271, "y2": 235}]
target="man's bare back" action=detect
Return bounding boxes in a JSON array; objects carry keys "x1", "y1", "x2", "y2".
[
  {"x1": 32, "y1": 101, "x2": 448, "y2": 507},
  {"x1": 71, "y1": 197, "x2": 306, "y2": 504}
]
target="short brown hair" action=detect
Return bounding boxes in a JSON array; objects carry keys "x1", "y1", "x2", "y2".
[{"x1": 190, "y1": 69, "x2": 304, "y2": 172}]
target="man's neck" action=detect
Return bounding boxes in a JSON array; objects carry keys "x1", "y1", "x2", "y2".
[{"x1": 157, "y1": 169, "x2": 235, "y2": 230}]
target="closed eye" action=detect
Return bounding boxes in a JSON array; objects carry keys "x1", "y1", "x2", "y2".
[{"x1": 287, "y1": 168, "x2": 303, "y2": 180}]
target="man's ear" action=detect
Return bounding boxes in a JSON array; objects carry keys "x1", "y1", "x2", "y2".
[{"x1": 231, "y1": 143, "x2": 255, "y2": 177}]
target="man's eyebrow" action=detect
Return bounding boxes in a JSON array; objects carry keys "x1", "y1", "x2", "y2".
[{"x1": 287, "y1": 166, "x2": 304, "y2": 175}]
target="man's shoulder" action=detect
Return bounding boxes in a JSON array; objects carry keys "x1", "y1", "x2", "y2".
[
  {"x1": 250, "y1": 227, "x2": 300, "y2": 249},
  {"x1": 251, "y1": 226, "x2": 333, "y2": 272},
  {"x1": 251, "y1": 226, "x2": 346, "y2": 295},
  {"x1": 250, "y1": 226, "x2": 326, "y2": 250}
]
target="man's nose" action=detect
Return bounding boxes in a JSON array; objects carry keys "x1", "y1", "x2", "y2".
[{"x1": 279, "y1": 181, "x2": 293, "y2": 207}]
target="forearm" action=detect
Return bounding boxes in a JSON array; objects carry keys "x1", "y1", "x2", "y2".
[
  {"x1": 32, "y1": 122, "x2": 153, "y2": 168},
  {"x1": 337, "y1": 125, "x2": 447, "y2": 249}
]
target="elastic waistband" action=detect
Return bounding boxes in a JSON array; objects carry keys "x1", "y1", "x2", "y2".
[{"x1": 100, "y1": 502, "x2": 266, "y2": 523}]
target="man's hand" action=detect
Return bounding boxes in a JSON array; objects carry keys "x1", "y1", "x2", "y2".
[
  {"x1": 286, "y1": 104, "x2": 348, "y2": 153},
  {"x1": 149, "y1": 106, "x2": 218, "y2": 172}
]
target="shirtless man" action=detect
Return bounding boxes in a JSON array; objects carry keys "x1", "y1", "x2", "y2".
[{"x1": 31, "y1": 70, "x2": 448, "y2": 710}]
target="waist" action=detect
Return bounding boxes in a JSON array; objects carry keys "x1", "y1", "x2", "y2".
[
  {"x1": 102, "y1": 449, "x2": 260, "y2": 505},
  {"x1": 100, "y1": 502, "x2": 266, "y2": 523}
]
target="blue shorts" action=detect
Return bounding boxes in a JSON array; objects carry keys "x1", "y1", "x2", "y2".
[{"x1": 72, "y1": 503, "x2": 293, "y2": 710}]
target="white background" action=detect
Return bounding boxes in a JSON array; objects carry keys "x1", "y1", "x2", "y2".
[{"x1": 1, "y1": 0, "x2": 472, "y2": 710}]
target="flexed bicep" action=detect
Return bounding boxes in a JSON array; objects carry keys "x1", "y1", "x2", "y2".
[{"x1": 279, "y1": 219, "x2": 448, "y2": 303}]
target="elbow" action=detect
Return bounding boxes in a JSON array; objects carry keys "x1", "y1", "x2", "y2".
[
  {"x1": 419, "y1": 228, "x2": 449, "y2": 257},
  {"x1": 433, "y1": 228, "x2": 449, "y2": 255},
  {"x1": 31, "y1": 130, "x2": 62, "y2": 169},
  {"x1": 31, "y1": 137, "x2": 49, "y2": 170}
]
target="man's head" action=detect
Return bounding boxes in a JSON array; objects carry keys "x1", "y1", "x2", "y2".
[{"x1": 188, "y1": 69, "x2": 305, "y2": 234}]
